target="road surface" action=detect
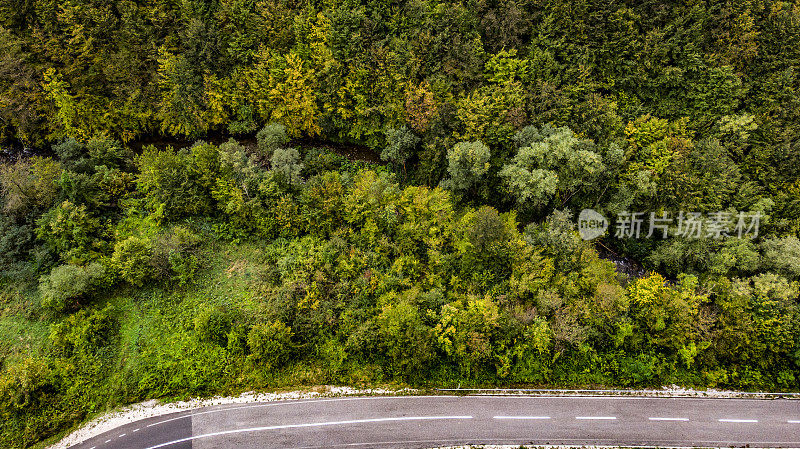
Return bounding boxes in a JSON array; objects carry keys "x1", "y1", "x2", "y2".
[{"x1": 68, "y1": 395, "x2": 800, "y2": 448}]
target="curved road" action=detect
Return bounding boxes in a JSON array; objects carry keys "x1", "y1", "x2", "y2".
[{"x1": 69, "y1": 395, "x2": 800, "y2": 448}]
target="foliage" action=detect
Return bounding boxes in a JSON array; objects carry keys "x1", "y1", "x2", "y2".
[
  {"x1": 110, "y1": 236, "x2": 153, "y2": 287},
  {"x1": 49, "y1": 306, "x2": 116, "y2": 358},
  {"x1": 194, "y1": 306, "x2": 232, "y2": 347},
  {"x1": 499, "y1": 126, "x2": 604, "y2": 210},
  {"x1": 247, "y1": 321, "x2": 293, "y2": 370},
  {"x1": 39, "y1": 263, "x2": 105, "y2": 312},
  {"x1": 256, "y1": 123, "x2": 290, "y2": 159},
  {"x1": 271, "y1": 147, "x2": 304, "y2": 187},
  {"x1": 381, "y1": 126, "x2": 419, "y2": 176},
  {"x1": 36, "y1": 201, "x2": 103, "y2": 264},
  {"x1": 441, "y1": 141, "x2": 491, "y2": 194},
  {"x1": 135, "y1": 144, "x2": 218, "y2": 220}
]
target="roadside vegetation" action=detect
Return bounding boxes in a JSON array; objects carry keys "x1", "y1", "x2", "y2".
[{"x1": 1, "y1": 1, "x2": 800, "y2": 447}]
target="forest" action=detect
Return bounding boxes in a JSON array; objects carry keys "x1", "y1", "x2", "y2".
[{"x1": 1, "y1": 0, "x2": 800, "y2": 447}]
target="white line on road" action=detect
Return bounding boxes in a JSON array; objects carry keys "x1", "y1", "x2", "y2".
[
  {"x1": 493, "y1": 415, "x2": 551, "y2": 420},
  {"x1": 145, "y1": 396, "x2": 450, "y2": 427},
  {"x1": 119, "y1": 433, "x2": 126, "y2": 437},
  {"x1": 576, "y1": 416, "x2": 617, "y2": 420},
  {"x1": 788, "y1": 420, "x2": 800, "y2": 423},
  {"x1": 133, "y1": 428, "x2": 140, "y2": 432},
  {"x1": 649, "y1": 417, "x2": 689, "y2": 421},
  {"x1": 719, "y1": 419, "x2": 758, "y2": 423},
  {"x1": 144, "y1": 415, "x2": 474, "y2": 449},
  {"x1": 104, "y1": 440, "x2": 111, "y2": 444}
]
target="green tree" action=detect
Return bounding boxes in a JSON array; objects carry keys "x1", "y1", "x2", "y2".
[
  {"x1": 441, "y1": 141, "x2": 491, "y2": 195},
  {"x1": 380, "y1": 126, "x2": 419, "y2": 179},
  {"x1": 135, "y1": 145, "x2": 217, "y2": 220},
  {"x1": 39, "y1": 263, "x2": 105, "y2": 312},
  {"x1": 247, "y1": 321, "x2": 293, "y2": 369},
  {"x1": 256, "y1": 122, "x2": 290, "y2": 159},
  {"x1": 499, "y1": 126, "x2": 604, "y2": 210},
  {"x1": 36, "y1": 201, "x2": 103, "y2": 263},
  {"x1": 271, "y1": 148, "x2": 304, "y2": 187},
  {"x1": 110, "y1": 236, "x2": 153, "y2": 287},
  {"x1": 376, "y1": 289, "x2": 434, "y2": 377}
]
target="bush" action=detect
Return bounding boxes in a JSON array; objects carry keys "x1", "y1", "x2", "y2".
[
  {"x1": 169, "y1": 252, "x2": 199, "y2": 286},
  {"x1": 0, "y1": 357, "x2": 59, "y2": 447},
  {"x1": 441, "y1": 140, "x2": 491, "y2": 194},
  {"x1": 247, "y1": 321, "x2": 293, "y2": 369},
  {"x1": 381, "y1": 126, "x2": 419, "y2": 177},
  {"x1": 194, "y1": 306, "x2": 232, "y2": 347},
  {"x1": 256, "y1": 123, "x2": 289, "y2": 159},
  {"x1": 110, "y1": 236, "x2": 153, "y2": 287},
  {"x1": 135, "y1": 145, "x2": 216, "y2": 220},
  {"x1": 761, "y1": 236, "x2": 800, "y2": 279},
  {"x1": 49, "y1": 305, "x2": 117, "y2": 358},
  {"x1": 151, "y1": 225, "x2": 202, "y2": 280},
  {"x1": 376, "y1": 291, "x2": 434, "y2": 377},
  {"x1": 35, "y1": 200, "x2": 102, "y2": 263},
  {"x1": 39, "y1": 263, "x2": 105, "y2": 312},
  {"x1": 271, "y1": 148, "x2": 303, "y2": 186},
  {"x1": 0, "y1": 156, "x2": 62, "y2": 219}
]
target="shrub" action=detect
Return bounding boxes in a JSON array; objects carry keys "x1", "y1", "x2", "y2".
[
  {"x1": 151, "y1": 225, "x2": 202, "y2": 280},
  {"x1": 0, "y1": 357, "x2": 58, "y2": 446},
  {"x1": 0, "y1": 156, "x2": 62, "y2": 219},
  {"x1": 256, "y1": 123, "x2": 289, "y2": 159},
  {"x1": 271, "y1": 147, "x2": 303, "y2": 186},
  {"x1": 376, "y1": 291, "x2": 434, "y2": 376},
  {"x1": 49, "y1": 305, "x2": 117, "y2": 358},
  {"x1": 39, "y1": 263, "x2": 104, "y2": 312},
  {"x1": 441, "y1": 140, "x2": 491, "y2": 193},
  {"x1": 110, "y1": 236, "x2": 153, "y2": 287},
  {"x1": 135, "y1": 145, "x2": 216, "y2": 220},
  {"x1": 381, "y1": 126, "x2": 419, "y2": 176},
  {"x1": 36, "y1": 200, "x2": 102, "y2": 263},
  {"x1": 194, "y1": 306, "x2": 232, "y2": 347},
  {"x1": 0, "y1": 216, "x2": 35, "y2": 274},
  {"x1": 169, "y1": 252, "x2": 199, "y2": 286},
  {"x1": 761, "y1": 236, "x2": 800, "y2": 279},
  {"x1": 247, "y1": 321, "x2": 293, "y2": 369}
]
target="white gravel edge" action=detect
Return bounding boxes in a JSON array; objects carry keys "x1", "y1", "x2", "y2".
[
  {"x1": 49, "y1": 386, "x2": 416, "y2": 449},
  {"x1": 439, "y1": 384, "x2": 800, "y2": 398}
]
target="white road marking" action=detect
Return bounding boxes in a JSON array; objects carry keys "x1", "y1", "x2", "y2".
[
  {"x1": 89, "y1": 447, "x2": 96, "y2": 449},
  {"x1": 119, "y1": 433, "x2": 126, "y2": 437},
  {"x1": 145, "y1": 395, "x2": 449, "y2": 427},
  {"x1": 104, "y1": 440, "x2": 111, "y2": 444},
  {"x1": 576, "y1": 416, "x2": 617, "y2": 420},
  {"x1": 719, "y1": 418, "x2": 758, "y2": 423},
  {"x1": 144, "y1": 416, "x2": 473, "y2": 449},
  {"x1": 493, "y1": 415, "x2": 551, "y2": 420},
  {"x1": 133, "y1": 428, "x2": 140, "y2": 432},
  {"x1": 788, "y1": 420, "x2": 800, "y2": 423},
  {"x1": 649, "y1": 417, "x2": 689, "y2": 421}
]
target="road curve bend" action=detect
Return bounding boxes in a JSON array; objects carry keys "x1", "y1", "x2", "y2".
[{"x1": 68, "y1": 395, "x2": 800, "y2": 448}]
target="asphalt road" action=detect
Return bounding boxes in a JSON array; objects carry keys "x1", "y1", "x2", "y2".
[{"x1": 68, "y1": 395, "x2": 800, "y2": 449}]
